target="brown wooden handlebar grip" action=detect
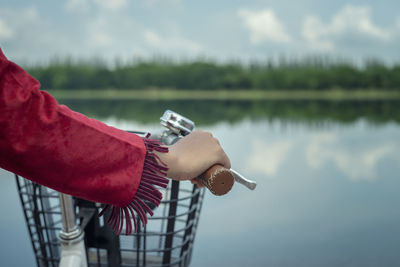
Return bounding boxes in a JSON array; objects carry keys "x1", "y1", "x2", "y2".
[{"x1": 195, "y1": 165, "x2": 234, "y2": 196}]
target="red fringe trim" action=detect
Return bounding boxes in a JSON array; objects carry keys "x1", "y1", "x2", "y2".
[{"x1": 98, "y1": 134, "x2": 169, "y2": 235}]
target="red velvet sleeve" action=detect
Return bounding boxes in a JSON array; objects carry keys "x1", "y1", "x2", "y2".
[{"x1": 0, "y1": 48, "x2": 169, "y2": 234}]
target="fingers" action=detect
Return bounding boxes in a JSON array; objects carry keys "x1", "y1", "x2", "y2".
[
  {"x1": 190, "y1": 178, "x2": 205, "y2": 188},
  {"x1": 220, "y1": 150, "x2": 231, "y2": 169},
  {"x1": 194, "y1": 130, "x2": 229, "y2": 167},
  {"x1": 213, "y1": 138, "x2": 231, "y2": 169},
  {"x1": 213, "y1": 137, "x2": 220, "y2": 145},
  {"x1": 204, "y1": 131, "x2": 231, "y2": 169},
  {"x1": 168, "y1": 130, "x2": 231, "y2": 180}
]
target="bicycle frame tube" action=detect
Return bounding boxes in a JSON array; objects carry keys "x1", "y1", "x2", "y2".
[{"x1": 59, "y1": 193, "x2": 87, "y2": 267}]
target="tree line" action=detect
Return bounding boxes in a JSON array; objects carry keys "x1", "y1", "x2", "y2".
[{"x1": 26, "y1": 57, "x2": 400, "y2": 90}]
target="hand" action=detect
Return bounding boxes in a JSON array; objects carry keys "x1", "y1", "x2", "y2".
[{"x1": 156, "y1": 130, "x2": 231, "y2": 181}]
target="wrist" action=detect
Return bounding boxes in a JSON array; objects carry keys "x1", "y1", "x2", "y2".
[{"x1": 155, "y1": 148, "x2": 178, "y2": 179}]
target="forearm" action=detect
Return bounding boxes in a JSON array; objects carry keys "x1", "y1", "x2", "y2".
[{"x1": 0, "y1": 49, "x2": 169, "y2": 234}]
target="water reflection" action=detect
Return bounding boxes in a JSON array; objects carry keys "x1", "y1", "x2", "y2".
[
  {"x1": 98, "y1": 117, "x2": 400, "y2": 266},
  {"x1": 1, "y1": 100, "x2": 400, "y2": 267},
  {"x1": 189, "y1": 119, "x2": 400, "y2": 267},
  {"x1": 244, "y1": 139, "x2": 293, "y2": 177},
  {"x1": 306, "y1": 131, "x2": 399, "y2": 181},
  {"x1": 60, "y1": 99, "x2": 400, "y2": 126}
]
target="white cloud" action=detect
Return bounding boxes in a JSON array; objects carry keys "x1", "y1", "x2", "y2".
[
  {"x1": 396, "y1": 17, "x2": 400, "y2": 31},
  {"x1": 0, "y1": 7, "x2": 39, "y2": 28},
  {"x1": 143, "y1": 30, "x2": 161, "y2": 46},
  {"x1": 0, "y1": 7, "x2": 54, "y2": 54},
  {"x1": 306, "y1": 133, "x2": 397, "y2": 181},
  {"x1": 65, "y1": 0, "x2": 91, "y2": 12},
  {"x1": 66, "y1": 1, "x2": 198, "y2": 59},
  {"x1": 143, "y1": 29, "x2": 202, "y2": 54},
  {"x1": 0, "y1": 7, "x2": 80, "y2": 63},
  {"x1": 303, "y1": 5, "x2": 391, "y2": 51},
  {"x1": 86, "y1": 16, "x2": 115, "y2": 47},
  {"x1": 88, "y1": 29, "x2": 114, "y2": 47},
  {"x1": 66, "y1": 0, "x2": 127, "y2": 12},
  {"x1": 238, "y1": 8, "x2": 292, "y2": 44},
  {"x1": 0, "y1": 19, "x2": 14, "y2": 41},
  {"x1": 244, "y1": 139, "x2": 293, "y2": 177},
  {"x1": 142, "y1": 0, "x2": 181, "y2": 8},
  {"x1": 80, "y1": 7, "x2": 146, "y2": 57},
  {"x1": 302, "y1": 16, "x2": 334, "y2": 51},
  {"x1": 20, "y1": 7, "x2": 39, "y2": 22},
  {"x1": 93, "y1": 0, "x2": 127, "y2": 10}
]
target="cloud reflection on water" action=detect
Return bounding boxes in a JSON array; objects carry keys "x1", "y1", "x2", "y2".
[
  {"x1": 193, "y1": 119, "x2": 400, "y2": 266},
  {"x1": 244, "y1": 139, "x2": 293, "y2": 177},
  {"x1": 306, "y1": 132, "x2": 399, "y2": 181}
]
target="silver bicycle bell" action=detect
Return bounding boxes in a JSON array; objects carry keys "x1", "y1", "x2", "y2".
[{"x1": 159, "y1": 110, "x2": 195, "y2": 145}]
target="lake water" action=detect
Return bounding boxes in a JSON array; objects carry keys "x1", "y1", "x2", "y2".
[{"x1": 1, "y1": 100, "x2": 400, "y2": 266}]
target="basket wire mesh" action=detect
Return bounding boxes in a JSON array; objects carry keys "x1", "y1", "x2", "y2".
[{"x1": 15, "y1": 173, "x2": 205, "y2": 267}]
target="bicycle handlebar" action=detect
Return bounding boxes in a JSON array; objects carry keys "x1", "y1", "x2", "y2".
[
  {"x1": 160, "y1": 110, "x2": 256, "y2": 196},
  {"x1": 196, "y1": 164, "x2": 235, "y2": 195}
]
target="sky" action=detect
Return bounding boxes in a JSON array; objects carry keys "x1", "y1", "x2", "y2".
[{"x1": 0, "y1": 0, "x2": 399, "y2": 65}]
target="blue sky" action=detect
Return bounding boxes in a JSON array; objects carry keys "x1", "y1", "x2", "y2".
[{"x1": 0, "y1": 0, "x2": 399, "y2": 64}]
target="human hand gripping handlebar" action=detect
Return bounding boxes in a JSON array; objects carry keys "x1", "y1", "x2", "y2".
[{"x1": 159, "y1": 110, "x2": 257, "y2": 195}]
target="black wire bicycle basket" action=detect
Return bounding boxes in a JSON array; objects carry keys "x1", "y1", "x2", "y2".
[{"x1": 15, "y1": 131, "x2": 205, "y2": 267}]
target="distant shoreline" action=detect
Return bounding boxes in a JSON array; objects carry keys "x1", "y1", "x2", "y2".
[{"x1": 48, "y1": 89, "x2": 400, "y2": 101}]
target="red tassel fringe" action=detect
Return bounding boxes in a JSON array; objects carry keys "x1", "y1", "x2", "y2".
[{"x1": 98, "y1": 134, "x2": 169, "y2": 235}]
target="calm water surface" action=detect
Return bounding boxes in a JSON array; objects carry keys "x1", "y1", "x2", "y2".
[{"x1": 1, "y1": 115, "x2": 400, "y2": 266}]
